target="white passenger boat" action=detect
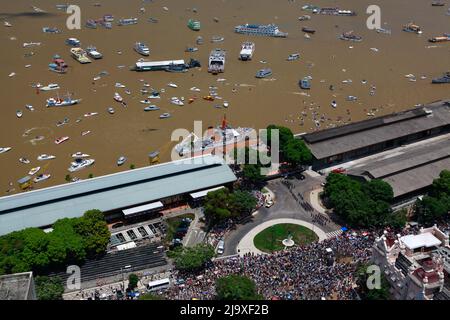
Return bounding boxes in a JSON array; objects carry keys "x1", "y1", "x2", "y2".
[
  {"x1": 68, "y1": 158, "x2": 95, "y2": 172},
  {"x1": 28, "y1": 167, "x2": 41, "y2": 175},
  {"x1": 239, "y1": 42, "x2": 255, "y2": 61},
  {"x1": 33, "y1": 174, "x2": 51, "y2": 183},
  {"x1": 37, "y1": 154, "x2": 56, "y2": 161},
  {"x1": 39, "y1": 83, "x2": 60, "y2": 91},
  {"x1": 0, "y1": 147, "x2": 12, "y2": 154},
  {"x1": 71, "y1": 152, "x2": 90, "y2": 158},
  {"x1": 55, "y1": 136, "x2": 69, "y2": 144},
  {"x1": 170, "y1": 97, "x2": 184, "y2": 106}
]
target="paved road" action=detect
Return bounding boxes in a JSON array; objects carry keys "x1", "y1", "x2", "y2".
[{"x1": 223, "y1": 175, "x2": 340, "y2": 256}]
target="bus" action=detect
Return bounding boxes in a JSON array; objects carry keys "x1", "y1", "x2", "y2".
[{"x1": 146, "y1": 278, "x2": 170, "y2": 292}]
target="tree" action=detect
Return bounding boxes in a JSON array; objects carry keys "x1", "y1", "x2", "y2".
[
  {"x1": 242, "y1": 164, "x2": 265, "y2": 185},
  {"x1": 128, "y1": 273, "x2": 139, "y2": 290},
  {"x1": 363, "y1": 180, "x2": 394, "y2": 203},
  {"x1": 130, "y1": 164, "x2": 136, "y2": 170},
  {"x1": 35, "y1": 276, "x2": 64, "y2": 300},
  {"x1": 265, "y1": 125, "x2": 312, "y2": 166},
  {"x1": 73, "y1": 210, "x2": 110, "y2": 257},
  {"x1": 229, "y1": 190, "x2": 257, "y2": 216},
  {"x1": 323, "y1": 173, "x2": 393, "y2": 228},
  {"x1": 204, "y1": 188, "x2": 232, "y2": 223},
  {"x1": 216, "y1": 275, "x2": 262, "y2": 300},
  {"x1": 65, "y1": 174, "x2": 72, "y2": 182},
  {"x1": 171, "y1": 243, "x2": 215, "y2": 271}
]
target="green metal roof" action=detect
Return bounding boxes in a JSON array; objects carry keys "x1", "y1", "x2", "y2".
[{"x1": 0, "y1": 155, "x2": 236, "y2": 235}]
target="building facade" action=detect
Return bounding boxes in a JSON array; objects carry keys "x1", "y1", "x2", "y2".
[{"x1": 372, "y1": 226, "x2": 449, "y2": 300}]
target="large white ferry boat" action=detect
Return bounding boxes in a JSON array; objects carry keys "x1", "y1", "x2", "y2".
[
  {"x1": 234, "y1": 24, "x2": 288, "y2": 38},
  {"x1": 239, "y1": 42, "x2": 255, "y2": 61}
]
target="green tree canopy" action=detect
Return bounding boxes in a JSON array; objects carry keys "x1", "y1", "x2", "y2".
[
  {"x1": 216, "y1": 275, "x2": 262, "y2": 300},
  {"x1": 229, "y1": 190, "x2": 257, "y2": 216},
  {"x1": 324, "y1": 173, "x2": 394, "y2": 228},
  {"x1": 0, "y1": 209, "x2": 110, "y2": 276},
  {"x1": 35, "y1": 276, "x2": 65, "y2": 300},
  {"x1": 415, "y1": 170, "x2": 450, "y2": 224},
  {"x1": 139, "y1": 292, "x2": 165, "y2": 300},
  {"x1": 265, "y1": 125, "x2": 312, "y2": 166},
  {"x1": 171, "y1": 243, "x2": 215, "y2": 271},
  {"x1": 128, "y1": 273, "x2": 139, "y2": 290}
]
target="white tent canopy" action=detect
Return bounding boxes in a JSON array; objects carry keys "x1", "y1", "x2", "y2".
[
  {"x1": 189, "y1": 186, "x2": 224, "y2": 199},
  {"x1": 400, "y1": 233, "x2": 441, "y2": 250},
  {"x1": 122, "y1": 201, "x2": 163, "y2": 216}
]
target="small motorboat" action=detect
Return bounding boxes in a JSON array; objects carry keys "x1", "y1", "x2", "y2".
[
  {"x1": 203, "y1": 95, "x2": 215, "y2": 101},
  {"x1": 159, "y1": 113, "x2": 171, "y2": 119},
  {"x1": 144, "y1": 105, "x2": 160, "y2": 111},
  {"x1": 170, "y1": 97, "x2": 184, "y2": 106},
  {"x1": 223, "y1": 101, "x2": 229, "y2": 108},
  {"x1": 125, "y1": 89, "x2": 131, "y2": 95},
  {"x1": 299, "y1": 77, "x2": 311, "y2": 89},
  {"x1": 40, "y1": 83, "x2": 60, "y2": 91},
  {"x1": 255, "y1": 68, "x2": 273, "y2": 78},
  {"x1": 331, "y1": 100, "x2": 337, "y2": 108},
  {"x1": 346, "y1": 96, "x2": 358, "y2": 101},
  {"x1": 117, "y1": 156, "x2": 127, "y2": 166},
  {"x1": 113, "y1": 92, "x2": 123, "y2": 102},
  {"x1": 19, "y1": 157, "x2": 30, "y2": 164},
  {"x1": 16, "y1": 110, "x2": 23, "y2": 118},
  {"x1": 190, "y1": 87, "x2": 201, "y2": 92},
  {"x1": 71, "y1": 152, "x2": 90, "y2": 158},
  {"x1": 108, "y1": 107, "x2": 115, "y2": 114},
  {"x1": 84, "y1": 112, "x2": 99, "y2": 117},
  {"x1": 65, "y1": 38, "x2": 81, "y2": 46},
  {"x1": 0, "y1": 147, "x2": 12, "y2": 154},
  {"x1": 168, "y1": 82, "x2": 178, "y2": 88},
  {"x1": 81, "y1": 130, "x2": 91, "y2": 136},
  {"x1": 287, "y1": 53, "x2": 300, "y2": 61},
  {"x1": 149, "y1": 91, "x2": 161, "y2": 99},
  {"x1": 28, "y1": 167, "x2": 41, "y2": 175},
  {"x1": 302, "y1": 27, "x2": 316, "y2": 34},
  {"x1": 25, "y1": 104, "x2": 35, "y2": 111},
  {"x1": 33, "y1": 174, "x2": 51, "y2": 183},
  {"x1": 115, "y1": 83, "x2": 126, "y2": 88},
  {"x1": 185, "y1": 47, "x2": 199, "y2": 52},
  {"x1": 55, "y1": 136, "x2": 69, "y2": 145},
  {"x1": 140, "y1": 99, "x2": 152, "y2": 104},
  {"x1": 37, "y1": 154, "x2": 56, "y2": 161},
  {"x1": 68, "y1": 158, "x2": 95, "y2": 172}
]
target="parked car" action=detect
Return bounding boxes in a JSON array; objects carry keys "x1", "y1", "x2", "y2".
[
  {"x1": 217, "y1": 240, "x2": 225, "y2": 254},
  {"x1": 265, "y1": 200, "x2": 274, "y2": 208}
]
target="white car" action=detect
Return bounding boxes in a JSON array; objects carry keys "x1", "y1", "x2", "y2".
[{"x1": 265, "y1": 200, "x2": 274, "y2": 208}]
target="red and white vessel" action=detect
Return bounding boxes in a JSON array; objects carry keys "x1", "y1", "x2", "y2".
[{"x1": 55, "y1": 136, "x2": 69, "y2": 144}]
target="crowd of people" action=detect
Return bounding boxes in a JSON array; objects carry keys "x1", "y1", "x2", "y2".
[{"x1": 165, "y1": 232, "x2": 375, "y2": 300}]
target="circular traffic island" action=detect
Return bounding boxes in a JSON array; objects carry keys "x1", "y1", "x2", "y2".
[{"x1": 253, "y1": 223, "x2": 318, "y2": 253}]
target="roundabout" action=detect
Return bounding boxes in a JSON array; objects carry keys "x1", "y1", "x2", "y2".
[{"x1": 236, "y1": 218, "x2": 327, "y2": 256}]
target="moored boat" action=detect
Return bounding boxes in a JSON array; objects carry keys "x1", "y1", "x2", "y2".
[
  {"x1": 46, "y1": 95, "x2": 80, "y2": 107},
  {"x1": 134, "y1": 42, "x2": 150, "y2": 56},
  {"x1": 55, "y1": 136, "x2": 69, "y2": 145},
  {"x1": 234, "y1": 23, "x2": 288, "y2": 37},
  {"x1": 302, "y1": 27, "x2": 316, "y2": 34},
  {"x1": 118, "y1": 18, "x2": 138, "y2": 26},
  {"x1": 86, "y1": 46, "x2": 103, "y2": 59},
  {"x1": 113, "y1": 92, "x2": 123, "y2": 102},
  {"x1": 339, "y1": 30, "x2": 362, "y2": 42},
  {"x1": 187, "y1": 19, "x2": 201, "y2": 31},
  {"x1": 68, "y1": 158, "x2": 95, "y2": 172},
  {"x1": 70, "y1": 48, "x2": 91, "y2": 64},
  {"x1": 299, "y1": 77, "x2": 311, "y2": 89},
  {"x1": 287, "y1": 53, "x2": 300, "y2": 61},
  {"x1": 40, "y1": 83, "x2": 60, "y2": 91},
  {"x1": 0, "y1": 147, "x2": 12, "y2": 154},
  {"x1": 159, "y1": 113, "x2": 171, "y2": 119},
  {"x1": 117, "y1": 156, "x2": 127, "y2": 166},
  {"x1": 28, "y1": 167, "x2": 41, "y2": 175},
  {"x1": 33, "y1": 174, "x2": 51, "y2": 183},
  {"x1": 431, "y1": 72, "x2": 450, "y2": 84},
  {"x1": 255, "y1": 68, "x2": 273, "y2": 78},
  {"x1": 65, "y1": 38, "x2": 80, "y2": 46},
  {"x1": 239, "y1": 42, "x2": 255, "y2": 61},
  {"x1": 37, "y1": 154, "x2": 56, "y2": 161},
  {"x1": 144, "y1": 105, "x2": 160, "y2": 111},
  {"x1": 403, "y1": 22, "x2": 422, "y2": 34}
]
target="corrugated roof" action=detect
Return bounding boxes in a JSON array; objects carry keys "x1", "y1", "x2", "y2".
[
  {"x1": 348, "y1": 138, "x2": 450, "y2": 197},
  {"x1": 0, "y1": 155, "x2": 236, "y2": 235},
  {"x1": 303, "y1": 100, "x2": 450, "y2": 159}
]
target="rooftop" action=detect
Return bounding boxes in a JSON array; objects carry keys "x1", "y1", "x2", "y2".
[
  {"x1": 302, "y1": 100, "x2": 450, "y2": 160},
  {"x1": 348, "y1": 137, "x2": 450, "y2": 198},
  {"x1": 401, "y1": 233, "x2": 442, "y2": 250},
  {"x1": 0, "y1": 272, "x2": 34, "y2": 300},
  {"x1": 0, "y1": 155, "x2": 236, "y2": 236}
]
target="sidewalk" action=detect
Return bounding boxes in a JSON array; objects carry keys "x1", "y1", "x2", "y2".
[{"x1": 309, "y1": 188, "x2": 328, "y2": 215}]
